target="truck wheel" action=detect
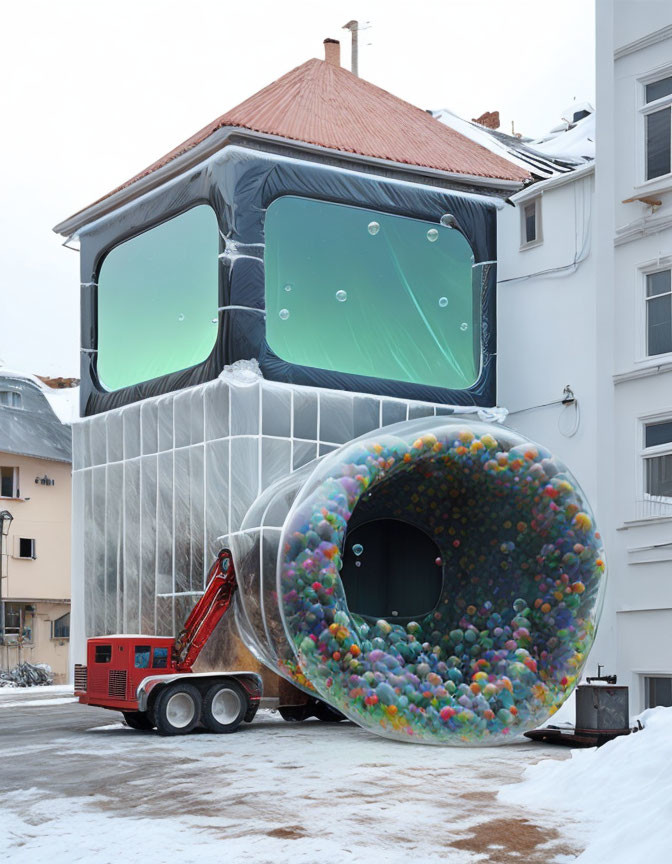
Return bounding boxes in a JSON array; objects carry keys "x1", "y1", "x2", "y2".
[
  {"x1": 202, "y1": 680, "x2": 247, "y2": 733},
  {"x1": 123, "y1": 711, "x2": 154, "y2": 731},
  {"x1": 313, "y1": 700, "x2": 346, "y2": 723},
  {"x1": 154, "y1": 682, "x2": 201, "y2": 736},
  {"x1": 279, "y1": 705, "x2": 310, "y2": 722}
]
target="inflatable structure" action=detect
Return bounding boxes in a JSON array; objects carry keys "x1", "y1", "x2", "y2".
[{"x1": 59, "y1": 59, "x2": 605, "y2": 744}]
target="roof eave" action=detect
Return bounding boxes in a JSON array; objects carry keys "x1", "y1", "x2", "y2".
[{"x1": 53, "y1": 127, "x2": 528, "y2": 237}]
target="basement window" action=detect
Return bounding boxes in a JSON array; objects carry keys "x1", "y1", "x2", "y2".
[
  {"x1": 3, "y1": 603, "x2": 34, "y2": 642},
  {"x1": 645, "y1": 676, "x2": 672, "y2": 708},
  {"x1": 96, "y1": 205, "x2": 220, "y2": 392},
  {"x1": 51, "y1": 613, "x2": 70, "y2": 640},
  {"x1": 264, "y1": 196, "x2": 480, "y2": 390}
]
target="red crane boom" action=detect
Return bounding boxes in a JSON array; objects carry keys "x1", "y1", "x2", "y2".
[{"x1": 172, "y1": 549, "x2": 238, "y2": 672}]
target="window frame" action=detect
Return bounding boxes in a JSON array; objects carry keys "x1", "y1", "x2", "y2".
[
  {"x1": 638, "y1": 68, "x2": 672, "y2": 188},
  {"x1": 640, "y1": 412, "x2": 672, "y2": 505},
  {"x1": 14, "y1": 537, "x2": 36, "y2": 560},
  {"x1": 638, "y1": 263, "x2": 672, "y2": 364},
  {"x1": 263, "y1": 195, "x2": 483, "y2": 391},
  {"x1": 94, "y1": 201, "x2": 222, "y2": 395},
  {"x1": 0, "y1": 466, "x2": 19, "y2": 500},
  {"x1": 51, "y1": 612, "x2": 70, "y2": 640},
  {"x1": 643, "y1": 674, "x2": 672, "y2": 709},
  {"x1": 3, "y1": 603, "x2": 34, "y2": 643},
  {"x1": 519, "y1": 196, "x2": 543, "y2": 250},
  {"x1": 0, "y1": 390, "x2": 22, "y2": 409}
]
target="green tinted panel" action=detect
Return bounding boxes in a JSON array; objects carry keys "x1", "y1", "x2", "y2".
[
  {"x1": 97, "y1": 205, "x2": 219, "y2": 391},
  {"x1": 264, "y1": 197, "x2": 479, "y2": 389}
]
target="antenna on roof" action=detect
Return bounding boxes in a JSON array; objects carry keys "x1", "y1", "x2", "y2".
[{"x1": 342, "y1": 20, "x2": 370, "y2": 77}]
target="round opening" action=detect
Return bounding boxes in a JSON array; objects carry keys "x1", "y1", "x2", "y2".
[{"x1": 341, "y1": 518, "x2": 442, "y2": 622}]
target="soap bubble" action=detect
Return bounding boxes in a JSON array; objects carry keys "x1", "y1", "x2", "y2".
[
  {"x1": 352, "y1": 543, "x2": 364, "y2": 556},
  {"x1": 435, "y1": 557, "x2": 443, "y2": 566},
  {"x1": 367, "y1": 221, "x2": 380, "y2": 235},
  {"x1": 355, "y1": 561, "x2": 362, "y2": 568},
  {"x1": 279, "y1": 309, "x2": 290, "y2": 320},
  {"x1": 284, "y1": 284, "x2": 292, "y2": 293},
  {"x1": 460, "y1": 322, "x2": 469, "y2": 332},
  {"x1": 335, "y1": 290, "x2": 348, "y2": 303},
  {"x1": 438, "y1": 297, "x2": 448, "y2": 308},
  {"x1": 211, "y1": 317, "x2": 218, "y2": 324},
  {"x1": 177, "y1": 313, "x2": 185, "y2": 322},
  {"x1": 427, "y1": 228, "x2": 439, "y2": 242}
]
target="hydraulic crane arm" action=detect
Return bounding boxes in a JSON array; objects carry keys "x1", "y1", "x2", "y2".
[{"x1": 172, "y1": 549, "x2": 237, "y2": 672}]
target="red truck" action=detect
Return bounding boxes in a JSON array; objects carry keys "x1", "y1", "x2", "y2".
[{"x1": 74, "y1": 549, "x2": 262, "y2": 735}]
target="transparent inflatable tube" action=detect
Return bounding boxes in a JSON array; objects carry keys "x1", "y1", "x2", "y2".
[{"x1": 230, "y1": 417, "x2": 606, "y2": 745}]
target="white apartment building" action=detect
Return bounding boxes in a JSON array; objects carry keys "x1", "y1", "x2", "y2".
[
  {"x1": 595, "y1": 0, "x2": 672, "y2": 711},
  {"x1": 499, "y1": 0, "x2": 672, "y2": 713}
]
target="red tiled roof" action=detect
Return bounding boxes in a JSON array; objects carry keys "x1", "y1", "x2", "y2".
[{"x1": 70, "y1": 58, "x2": 530, "y2": 223}]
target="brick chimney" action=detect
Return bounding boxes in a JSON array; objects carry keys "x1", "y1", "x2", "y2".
[
  {"x1": 323, "y1": 38, "x2": 341, "y2": 67},
  {"x1": 472, "y1": 110, "x2": 500, "y2": 130}
]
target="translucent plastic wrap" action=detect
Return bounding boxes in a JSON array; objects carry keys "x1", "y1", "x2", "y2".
[{"x1": 231, "y1": 417, "x2": 605, "y2": 745}]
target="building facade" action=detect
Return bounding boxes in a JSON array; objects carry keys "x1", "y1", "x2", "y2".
[
  {"x1": 0, "y1": 373, "x2": 72, "y2": 681},
  {"x1": 595, "y1": 0, "x2": 672, "y2": 711}
]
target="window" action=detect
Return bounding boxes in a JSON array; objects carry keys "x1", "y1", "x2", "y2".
[
  {"x1": 3, "y1": 603, "x2": 34, "y2": 642},
  {"x1": 643, "y1": 74, "x2": 672, "y2": 181},
  {"x1": 153, "y1": 646, "x2": 168, "y2": 668},
  {"x1": 520, "y1": 198, "x2": 541, "y2": 248},
  {"x1": 646, "y1": 270, "x2": 672, "y2": 356},
  {"x1": 643, "y1": 419, "x2": 672, "y2": 499},
  {"x1": 94, "y1": 644, "x2": 112, "y2": 663},
  {"x1": 264, "y1": 197, "x2": 480, "y2": 391},
  {"x1": 14, "y1": 537, "x2": 36, "y2": 560},
  {"x1": 97, "y1": 205, "x2": 220, "y2": 392},
  {"x1": 0, "y1": 391, "x2": 21, "y2": 409},
  {"x1": 645, "y1": 676, "x2": 672, "y2": 708},
  {"x1": 134, "y1": 645, "x2": 151, "y2": 669},
  {"x1": 0, "y1": 466, "x2": 18, "y2": 498},
  {"x1": 51, "y1": 612, "x2": 70, "y2": 639}
]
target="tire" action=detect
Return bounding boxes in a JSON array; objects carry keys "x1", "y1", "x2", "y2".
[
  {"x1": 122, "y1": 711, "x2": 154, "y2": 731},
  {"x1": 278, "y1": 704, "x2": 311, "y2": 722},
  {"x1": 313, "y1": 700, "x2": 346, "y2": 723},
  {"x1": 154, "y1": 682, "x2": 201, "y2": 736},
  {"x1": 202, "y1": 680, "x2": 247, "y2": 734}
]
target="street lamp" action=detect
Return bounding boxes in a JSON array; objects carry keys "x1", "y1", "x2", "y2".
[{"x1": 0, "y1": 509, "x2": 13, "y2": 648}]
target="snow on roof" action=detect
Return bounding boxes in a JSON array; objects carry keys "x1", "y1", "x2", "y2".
[
  {"x1": 0, "y1": 370, "x2": 73, "y2": 462},
  {"x1": 527, "y1": 109, "x2": 595, "y2": 161},
  {"x1": 433, "y1": 103, "x2": 594, "y2": 181},
  {"x1": 0, "y1": 368, "x2": 79, "y2": 425}
]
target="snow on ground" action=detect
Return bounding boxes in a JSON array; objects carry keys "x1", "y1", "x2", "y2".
[
  {"x1": 0, "y1": 697, "x2": 578, "y2": 864},
  {"x1": 499, "y1": 706, "x2": 672, "y2": 863},
  {"x1": 0, "y1": 684, "x2": 73, "y2": 697}
]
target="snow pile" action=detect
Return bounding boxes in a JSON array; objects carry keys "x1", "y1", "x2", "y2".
[
  {"x1": 0, "y1": 662, "x2": 53, "y2": 688},
  {"x1": 499, "y1": 706, "x2": 672, "y2": 862}
]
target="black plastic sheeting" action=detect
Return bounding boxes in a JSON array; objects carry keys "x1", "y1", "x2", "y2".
[{"x1": 78, "y1": 145, "x2": 498, "y2": 417}]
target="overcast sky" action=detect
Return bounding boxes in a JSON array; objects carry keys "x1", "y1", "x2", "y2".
[{"x1": 0, "y1": 0, "x2": 594, "y2": 377}]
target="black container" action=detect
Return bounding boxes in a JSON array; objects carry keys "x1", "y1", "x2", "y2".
[{"x1": 575, "y1": 684, "x2": 629, "y2": 732}]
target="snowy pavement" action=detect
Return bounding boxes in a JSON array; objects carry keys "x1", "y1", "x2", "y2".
[{"x1": 0, "y1": 689, "x2": 580, "y2": 864}]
